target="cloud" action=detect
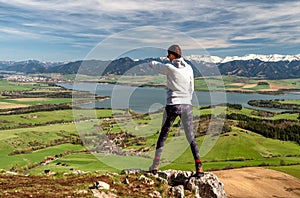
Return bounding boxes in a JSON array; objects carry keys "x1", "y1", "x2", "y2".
[
  {"x1": 0, "y1": 27, "x2": 38, "y2": 38},
  {"x1": 0, "y1": 0, "x2": 299, "y2": 60}
]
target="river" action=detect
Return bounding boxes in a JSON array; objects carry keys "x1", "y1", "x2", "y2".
[{"x1": 59, "y1": 83, "x2": 300, "y2": 113}]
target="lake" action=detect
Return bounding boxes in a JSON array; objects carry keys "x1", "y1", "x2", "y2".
[{"x1": 59, "y1": 83, "x2": 300, "y2": 113}]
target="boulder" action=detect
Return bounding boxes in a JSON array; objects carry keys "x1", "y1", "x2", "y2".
[
  {"x1": 91, "y1": 189, "x2": 117, "y2": 198},
  {"x1": 163, "y1": 170, "x2": 225, "y2": 198},
  {"x1": 170, "y1": 185, "x2": 185, "y2": 198},
  {"x1": 94, "y1": 181, "x2": 110, "y2": 190},
  {"x1": 149, "y1": 190, "x2": 162, "y2": 198},
  {"x1": 121, "y1": 169, "x2": 226, "y2": 197},
  {"x1": 121, "y1": 168, "x2": 144, "y2": 175},
  {"x1": 185, "y1": 173, "x2": 225, "y2": 198},
  {"x1": 139, "y1": 175, "x2": 155, "y2": 185}
]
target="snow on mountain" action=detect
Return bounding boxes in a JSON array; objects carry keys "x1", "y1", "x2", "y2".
[
  {"x1": 184, "y1": 55, "x2": 222, "y2": 63},
  {"x1": 184, "y1": 54, "x2": 300, "y2": 63},
  {"x1": 243, "y1": 54, "x2": 300, "y2": 62}
]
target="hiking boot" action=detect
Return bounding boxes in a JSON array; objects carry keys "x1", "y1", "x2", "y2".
[
  {"x1": 195, "y1": 162, "x2": 204, "y2": 177},
  {"x1": 149, "y1": 163, "x2": 159, "y2": 175}
]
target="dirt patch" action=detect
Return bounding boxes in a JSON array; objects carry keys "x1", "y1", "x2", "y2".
[
  {"x1": 229, "y1": 83, "x2": 245, "y2": 87},
  {"x1": 213, "y1": 167, "x2": 300, "y2": 198},
  {"x1": 269, "y1": 83, "x2": 293, "y2": 90},
  {"x1": 0, "y1": 102, "x2": 30, "y2": 109},
  {"x1": 257, "y1": 83, "x2": 293, "y2": 92},
  {"x1": 9, "y1": 98, "x2": 48, "y2": 102},
  {"x1": 242, "y1": 84, "x2": 257, "y2": 89},
  {"x1": 258, "y1": 88, "x2": 280, "y2": 92}
]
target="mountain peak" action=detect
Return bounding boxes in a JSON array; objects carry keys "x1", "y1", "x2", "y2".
[
  {"x1": 184, "y1": 55, "x2": 222, "y2": 63},
  {"x1": 184, "y1": 54, "x2": 300, "y2": 63}
]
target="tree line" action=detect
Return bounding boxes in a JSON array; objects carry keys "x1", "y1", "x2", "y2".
[
  {"x1": 248, "y1": 99, "x2": 300, "y2": 112},
  {"x1": 228, "y1": 113, "x2": 300, "y2": 144}
]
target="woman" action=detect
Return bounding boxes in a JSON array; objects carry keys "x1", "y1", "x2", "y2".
[{"x1": 149, "y1": 44, "x2": 203, "y2": 176}]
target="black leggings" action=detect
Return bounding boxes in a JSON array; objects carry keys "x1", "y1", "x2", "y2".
[{"x1": 153, "y1": 104, "x2": 201, "y2": 164}]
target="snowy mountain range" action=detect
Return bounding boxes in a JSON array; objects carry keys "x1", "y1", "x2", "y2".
[
  {"x1": 1, "y1": 54, "x2": 300, "y2": 79},
  {"x1": 184, "y1": 54, "x2": 300, "y2": 63}
]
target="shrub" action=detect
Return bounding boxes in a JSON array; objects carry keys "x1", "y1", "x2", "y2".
[
  {"x1": 258, "y1": 162, "x2": 270, "y2": 166},
  {"x1": 280, "y1": 160, "x2": 286, "y2": 166}
]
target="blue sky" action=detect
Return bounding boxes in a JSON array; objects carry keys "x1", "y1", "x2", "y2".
[{"x1": 0, "y1": 0, "x2": 300, "y2": 61}]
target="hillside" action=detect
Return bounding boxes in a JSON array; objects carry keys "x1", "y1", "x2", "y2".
[
  {"x1": 0, "y1": 81, "x2": 299, "y2": 197},
  {"x1": 0, "y1": 105, "x2": 299, "y2": 177},
  {"x1": 217, "y1": 59, "x2": 300, "y2": 79},
  {"x1": 1, "y1": 55, "x2": 300, "y2": 79}
]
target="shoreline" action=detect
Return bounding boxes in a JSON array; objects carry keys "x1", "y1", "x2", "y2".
[{"x1": 66, "y1": 80, "x2": 300, "y2": 96}]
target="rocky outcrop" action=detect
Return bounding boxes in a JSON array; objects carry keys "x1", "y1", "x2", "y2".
[
  {"x1": 123, "y1": 169, "x2": 226, "y2": 198},
  {"x1": 163, "y1": 170, "x2": 225, "y2": 198}
]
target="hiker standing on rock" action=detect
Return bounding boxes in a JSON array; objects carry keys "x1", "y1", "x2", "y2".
[{"x1": 149, "y1": 44, "x2": 203, "y2": 176}]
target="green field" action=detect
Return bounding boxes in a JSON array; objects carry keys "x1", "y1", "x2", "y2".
[
  {"x1": 0, "y1": 98, "x2": 72, "y2": 105},
  {"x1": 280, "y1": 99, "x2": 300, "y2": 105},
  {"x1": 2, "y1": 123, "x2": 299, "y2": 177},
  {"x1": 162, "y1": 127, "x2": 300, "y2": 177},
  {"x1": 0, "y1": 80, "x2": 56, "y2": 92},
  {"x1": 0, "y1": 107, "x2": 299, "y2": 178}
]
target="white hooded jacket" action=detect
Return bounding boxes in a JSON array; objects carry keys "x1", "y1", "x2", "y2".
[{"x1": 151, "y1": 57, "x2": 194, "y2": 105}]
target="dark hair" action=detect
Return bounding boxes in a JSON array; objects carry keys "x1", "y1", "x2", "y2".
[{"x1": 168, "y1": 44, "x2": 181, "y2": 58}]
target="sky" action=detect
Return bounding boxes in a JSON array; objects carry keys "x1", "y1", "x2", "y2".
[{"x1": 1, "y1": 0, "x2": 300, "y2": 61}]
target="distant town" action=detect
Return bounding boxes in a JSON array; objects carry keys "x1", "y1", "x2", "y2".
[{"x1": 2, "y1": 74, "x2": 71, "y2": 83}]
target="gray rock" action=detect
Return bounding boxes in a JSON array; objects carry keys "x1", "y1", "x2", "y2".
[
  {"x1": 185, "y1": 172, "x2": 225, "y2": 198},
  {"x1": 162, "y1": 170, "x2": 226, "y2": 198},
  {"x1": 163, "y1": 170, "x2": 193, "y2": 186},
  {"x1": 156, "y1": 176, "x2": 168, "y2": 185},
  {"x1": 122, "y1": 177, "x2": 130, "y2": 184},
  {"x1": 5, "y1": 171, "x2": 18, "y2": 175},
  {"x1": 121, "y1": 168, "x2": 144, "y2": 175},
  {"x1": 139, "y1": 175, "x2": 155, "y2": 185},
  {"x1": 170, "y1": 185, "x2": 185, "y2": 198},
  {"x1": 94, "y1": 181, "x2": 110, "y2": 190},
  {"x1": 91, "y1": 189, "x2": 117, "y2": 198},
  {"x1": 149, "y1": 190, "x2": 162, "y2": 198},
  {"x1": 72, "y1": 170, "x2": 88, "y2": 175},
  {"x1": 120, "y1": 169, "x2": 226, "y2": 198}
]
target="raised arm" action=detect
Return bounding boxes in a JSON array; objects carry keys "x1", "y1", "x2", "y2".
[{"x1": 149, "y1": 61, "x2": 169, "y2": 75}]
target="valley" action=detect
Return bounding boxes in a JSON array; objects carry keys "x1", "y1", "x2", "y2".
[{"x1": 0, "y1": 78, "x2": 299, "y2": 197}]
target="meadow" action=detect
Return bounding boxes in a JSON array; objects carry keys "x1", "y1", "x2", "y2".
[{"x1": 0, "y1": 105, "x2": 299, "y2": 178}]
